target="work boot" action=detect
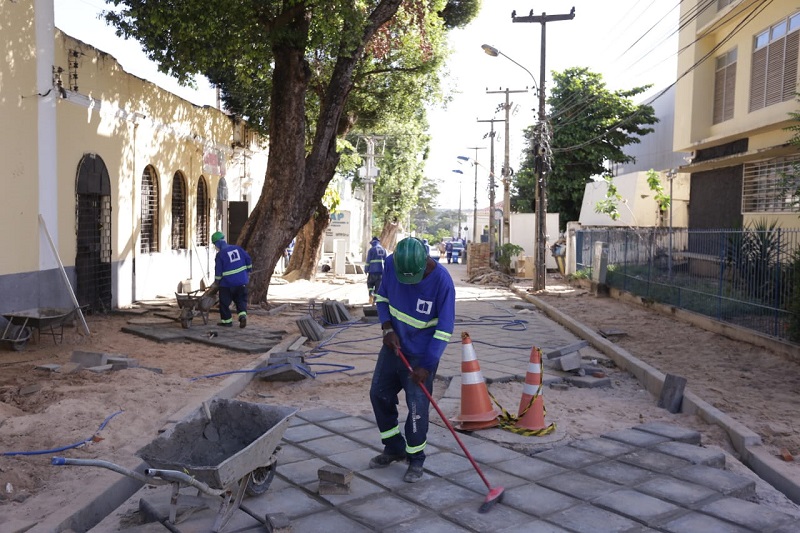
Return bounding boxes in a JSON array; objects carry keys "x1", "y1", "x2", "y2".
[
  {"x1": 368, "y1": 452, "x2": 406, "y2": 469},
  {"x1": 239, "y1": 315, "x2": 247, "y2": 328},
  {"x1": 217, "y1": 321, "x2": 233, "y2": 327},
  {"x1": 403, "y1": 462, "x2": 424, "y2": 483}
]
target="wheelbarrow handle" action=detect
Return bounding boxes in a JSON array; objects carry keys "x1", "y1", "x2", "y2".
[
  {"x1": 145, "y1": 468, "x2": 226, "y2": 497},
  {"x1": 51, "y1": 457, "x2": 161, "y2": 486}
]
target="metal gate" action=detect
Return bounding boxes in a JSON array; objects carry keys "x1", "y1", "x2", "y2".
[{"x1": 76, "y1": 155, "x2": 112, "y2": 313}]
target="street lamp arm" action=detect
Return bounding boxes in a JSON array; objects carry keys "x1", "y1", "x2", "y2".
[{"x1": 481, "y1": 44, "x2": 538, "y2": 91}]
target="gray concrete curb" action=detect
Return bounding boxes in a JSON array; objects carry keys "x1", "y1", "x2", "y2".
[
  {"x1": 28, "y1": 334, "x2": 303, "y2": 533},
  {"x1": 515, "y1": 288, "x2": 800, "y2": 506}
]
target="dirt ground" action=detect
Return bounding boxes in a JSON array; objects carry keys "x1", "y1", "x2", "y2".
[{"x1": 1, "y1": 274, "x2": 800, "y2": 526}]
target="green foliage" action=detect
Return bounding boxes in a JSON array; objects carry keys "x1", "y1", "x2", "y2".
[
  {"x1": 645, "y1": 169, "x2": 670, "y2": 212},
  {"x1": 594, "y1": 174, "x2": 622, "y2": 220},
  {"x1": 726, "y1": 219, "x2": 785, "y2": 304},
  {"x1": 514, "y1": 67, "x2": 658, "y2": 227},
  {"x1": 497, "y1": 243, "x2": 524, "y2": 275},
  {"x1": 788, "y1": 249, "x2": 800, "y2": 342}
]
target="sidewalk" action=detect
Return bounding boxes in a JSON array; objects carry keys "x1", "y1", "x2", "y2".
[{"x1": 69, "y1": 264, "x2": 800, "y2": 531}]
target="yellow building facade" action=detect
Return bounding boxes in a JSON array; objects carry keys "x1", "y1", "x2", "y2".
[
  {"x1": 0, "y1": 0, "x2": 267, "y2": 313},
  {"x1": 675, "y1": 0, "x2": 799, "y2": 229}
]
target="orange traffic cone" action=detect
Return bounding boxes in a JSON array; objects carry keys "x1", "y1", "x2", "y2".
[
  {"x1": 451, "y1": 332, "x2": 499, "y2": 430},
  {"x1": 515, "y1": 346, "x2": 552, "y2": 432}
]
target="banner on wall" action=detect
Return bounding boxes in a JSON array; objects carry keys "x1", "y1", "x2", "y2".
[{"x1": 324, "y1": 210, "x2": 351, "y2": 253}]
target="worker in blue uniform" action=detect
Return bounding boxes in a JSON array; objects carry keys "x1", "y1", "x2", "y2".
[
  {"x1": 365, "y1": 236, "x2": 387, "y2": 304},
  {"x1": 211, "y1": 231, "x2": 252, "y2": 328},
  {"x1": 370, "y1": 237, "x2": 456, "y2": 483}
]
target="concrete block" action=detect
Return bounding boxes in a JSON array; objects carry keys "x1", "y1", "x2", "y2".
[
  {"x1": 546, "y1": 340, "x2": 588, "y2": 359},
  {"x1": 19, "y1": 384, "x2": 41, "y2": 396},
  {"x1": 318, "y1": 466, "x2": 353, "y2": 485},
  {"x1": 86, "y1": 364, "x2": 114, "y2": 373},
  {"x1": 70, "y1": 351, "x2": 108, "y2": 368},
  {"x1": 35, "y1": 364, "x2": 60, "y2": 372},
  {"x1": 265, "y1": 513, "x2": 292, "y2": 532},
  {"x1": 107, "y1": 356, "x2": 138, "y2": 370},
  {"x1": 557, "y1": 352, "x2": 582, "y2": 371}
]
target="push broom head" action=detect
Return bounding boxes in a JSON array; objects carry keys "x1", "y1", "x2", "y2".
[{"x1": 478, "y1": 485, "x2": 505, "y2": 513}]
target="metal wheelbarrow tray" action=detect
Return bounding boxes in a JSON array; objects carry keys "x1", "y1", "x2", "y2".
[
  {"x1": 1, "y1": 307, "x2": 81, "y2": 347},
  {"x1": 53, "y1": 399, "x2": 297, "y2": 532}
]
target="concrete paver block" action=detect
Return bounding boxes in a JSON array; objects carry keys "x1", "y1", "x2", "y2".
[
  {"x1": 339, "y1": 492, "x2": 427, "y2": 530},
  {"x1": 318, "y1": 465, "x2": 353, "y2": 485},
  {"x1": 601, "y1": 428, "x2": 671, "y2": 448},
  {"x1": 241, "y1": 486, "x2": 328, "y2": 520},
  {"x1": 661, "y1": 511, "x2": 753, "y2": 533},
  {"x1": 556, "y1": 352, "x2": 582, "y2": 371},
  {"x1": 317, "y1": 415, "x2": 374, "y2": 433},
  {"x1": 299, "y1": 434, "x2": 365, "y2": 457},
  {"x1": 546, "y1": 503, "x2": 642, "y2": 533},
  {"x1": 441, "y1": 495, "x2": 535, "y2": 531},
  {"x1": 395, "y1": 477, "x2": 482, "y2": 511},
  {"x1": 70, "y1": 350, "x2": 109, "y2": 367},
  {"x1": 581, "y1": 460, "x2": 658, "y2": 487},
  {"x1": 635, "y1": 476, "x2": 719, "y2": 506},
  {"x1": 306, "y1": 476, "x2": 383, "y2": 505},
  {"x1": 672, "y1": 464, "x2": 756, "y2": 499},
  {"x1": 593, "y1": 488, "x2": 682, "y2": 526},
  {"x1": 635, "y1": 421, "x2": 701, "y2": 444},
  {"x1": 701, "y1": 497, "x2": 797, "y2": 531},
  {"x1": 288, "y1": 509, "x2": 373, "y2": 533},
  {"x1": 534, "y1": 445, "x2": 606, "y2": 469},
  {"x1": 500, "y1": 483, "x2": 580, "y2": 517},
  {"x1": 619, "y1": 449, "x2": 692, "y2": 474},
  {"x1": 569, "y1": 437, "x2": 638, "y2": 458},
  {"x1": 318, "y1": 479, "x2": 350, "y2": 495},
  {"x1": 655, "y1": 440, "x2": 726, "y2": 467},
  {"x1": 537, "y1": 471, "x2": 622, "y2": 502}
]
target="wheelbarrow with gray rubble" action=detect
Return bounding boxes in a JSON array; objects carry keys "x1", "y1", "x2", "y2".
[{"x1": 52, "y1": 399, "x2": 297, "y2": 532}]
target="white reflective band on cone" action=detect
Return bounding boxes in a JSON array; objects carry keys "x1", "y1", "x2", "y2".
[
  {"x1": 462, "y1": 344, "x2": 477, "y2": 362},
  {"x1": 522, "y1": 382, "x2": 541, "y2": 395},
  {"x1": 527, "y1": 363, "x2": 541, "y2": 373},
  {"x1": 462, "y1": 371, "x2": 485, "y2": 385}
]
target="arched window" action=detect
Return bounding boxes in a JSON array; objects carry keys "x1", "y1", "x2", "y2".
[
  {"x1": 141, "y1": 165, "x2": 159, "y2": 253},
  {"x1": 171, "y1": 171, "x2": 187, "y2": 250},
  {"x1": 196, "y1": 176, "x2": 209, "y2": 246}
]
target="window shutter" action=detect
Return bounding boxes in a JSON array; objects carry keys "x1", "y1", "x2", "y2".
[
  {"x1": 749, "y1": 46, "x2": 767, "y2": 111},
  {"x1": 783, "y1": 30, "x2": 799, "y2": 101},
  {"x1": 765, "y1": 40, "x2": 784, "y2": 106},
  {"x1": 713, "y1": 68, "x2": 726, "y2": 124}
]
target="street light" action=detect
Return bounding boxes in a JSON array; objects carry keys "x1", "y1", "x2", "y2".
[{"x1": 481, "y1": 44, "x2": 538, "y2": 93}]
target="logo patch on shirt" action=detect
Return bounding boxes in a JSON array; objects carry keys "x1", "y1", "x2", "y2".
[
  {"x1": 416, "y1": 299, "x2": 432, "y2": 315},
  {"x1": 227, "y1": 249, "x2": 241, "y2": 262}
]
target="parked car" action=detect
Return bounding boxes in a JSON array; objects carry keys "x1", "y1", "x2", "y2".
[{"x1": 450, "y1": 241, "x2": 465, "y2": 264}]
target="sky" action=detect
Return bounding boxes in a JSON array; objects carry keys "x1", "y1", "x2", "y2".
[{"x1": 54, "y1": 0, "x2": 679, "y2": 210}]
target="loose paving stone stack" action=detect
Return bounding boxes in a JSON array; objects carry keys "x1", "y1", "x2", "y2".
[
  {"x1": 296, "y1": 316, "x2": 326, "y2": 341},
  {"x1": 322, "y1": 300, "x2": 353, "y2": 324},
  {"x1": 317, "y1": 465, "x2": 353, "y2": 495},
  {"x1": 257, "y1": 351, "x2": 314, "y2": 381}
]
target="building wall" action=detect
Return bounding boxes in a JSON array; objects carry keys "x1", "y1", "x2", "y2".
[
  {"x1": 0, "y1": 2, "x2": 268, "y2": 312},
  {"x1": 674, "y1": 1, "x2": 799, "y2": 230}
]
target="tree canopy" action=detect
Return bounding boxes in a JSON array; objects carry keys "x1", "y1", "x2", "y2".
[
  {"x1": 104, "y1": 0, "x2": 480, "y2": 300},
  {"x1": 512, "y1": 67, "x2": 658, "y2": 226}
]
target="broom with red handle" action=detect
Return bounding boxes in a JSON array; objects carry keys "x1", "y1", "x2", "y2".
[{"x1": 396, "y1": 348, "x2": 504, "y2": 513}]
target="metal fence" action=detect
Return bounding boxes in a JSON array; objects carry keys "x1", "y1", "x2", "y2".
[{"x1": 573, "y1": 227, "x2": 800, "y2": 343}]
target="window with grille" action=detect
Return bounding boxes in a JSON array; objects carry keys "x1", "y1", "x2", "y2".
[
  {"x1": 742, "y1": 155, "x2": 800, "y2": 214},
  {"x1": 140, "y1": 166, "x2": 159, "y2": 253},
  {"x1": 749, "y1": 12, "x2": 800, "y2": 112},
  {"x1": 171, "y1": 172, "x2": 187, "y2": 250},
  {"x1": 713, "y1": 48, "x2": 737, "y2": 124},
  {"x1": 196, "y1": 176, "x2": 209, "y2": 246}
]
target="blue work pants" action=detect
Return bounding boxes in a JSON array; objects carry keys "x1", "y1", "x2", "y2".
[
  {"x1": 370, "y1": 344, "x2": 437, "y2": 464},
  {"x1": 218, "y1": 285, "x2": 248, "y2": 322}
]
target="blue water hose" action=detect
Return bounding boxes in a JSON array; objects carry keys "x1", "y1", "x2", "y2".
[{"x1": 2, "y1": 410, "x2": 124, "y2": 457}]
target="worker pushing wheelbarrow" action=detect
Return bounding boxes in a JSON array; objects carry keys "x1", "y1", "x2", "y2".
[
  {"x1": 52, "y1": 399, "x2": 297, "y2": 533},
  {"x1": 176, "y1": 281, "x2": 218, "y2": 329}
]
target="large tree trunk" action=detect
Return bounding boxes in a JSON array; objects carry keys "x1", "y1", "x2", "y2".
[
  {"x1": 284, "y1": 202, "x2": 330, "y2": 281},
  {"x1": 237, "y1": 1, "x2": 404, "y2": 304},
  {"x1": 379, "y1": 219, "x2": 404, "y2": 252}
]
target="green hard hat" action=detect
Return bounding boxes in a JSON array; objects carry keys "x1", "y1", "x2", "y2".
[
  {"x1": 394, "y1": 237, "x2": 428, "y2": 284},
  {"x1": 211, "y1": 231, "x2": 225, "y2": 244}
]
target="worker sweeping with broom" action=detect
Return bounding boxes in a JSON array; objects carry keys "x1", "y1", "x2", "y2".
[
  {"x1": 370, "y1": 237, "x2": 505, "y2": 511},
  {"x1": 369, "y1": 237, "x2": 455, "y2": 483}
]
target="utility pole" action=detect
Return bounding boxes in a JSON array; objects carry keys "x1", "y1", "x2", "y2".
[
  {"x1": 513, "y1": 7, "x2": 575, "y2": 291},
  {"x1": 477, "y1": 118, "x2": 503, "y2": 266},
  {"x1": 486, "y1": 87, "x2": 527, "y2": 246},
  {"x1": 360, "y1": 136, "x2": 383, "y2": 260},
  {"x1": 465, "y1": 146, "x2": 486, "y2": 243}
]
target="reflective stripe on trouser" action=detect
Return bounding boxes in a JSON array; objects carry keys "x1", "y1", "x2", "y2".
[
  {"x1": 218, "y1": 285, "x2": 248, "y2": 321},
  {"x1": 369, "y1": 344, "x2": 436, "y2": 461}
]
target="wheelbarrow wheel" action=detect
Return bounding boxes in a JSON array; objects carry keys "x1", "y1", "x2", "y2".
[
  {"x1": 245, "y1": 461, "x2": 276, "y2": 496},
  {"x1": 8, "y1": 327, "x2": 31, "y2": 351}
]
